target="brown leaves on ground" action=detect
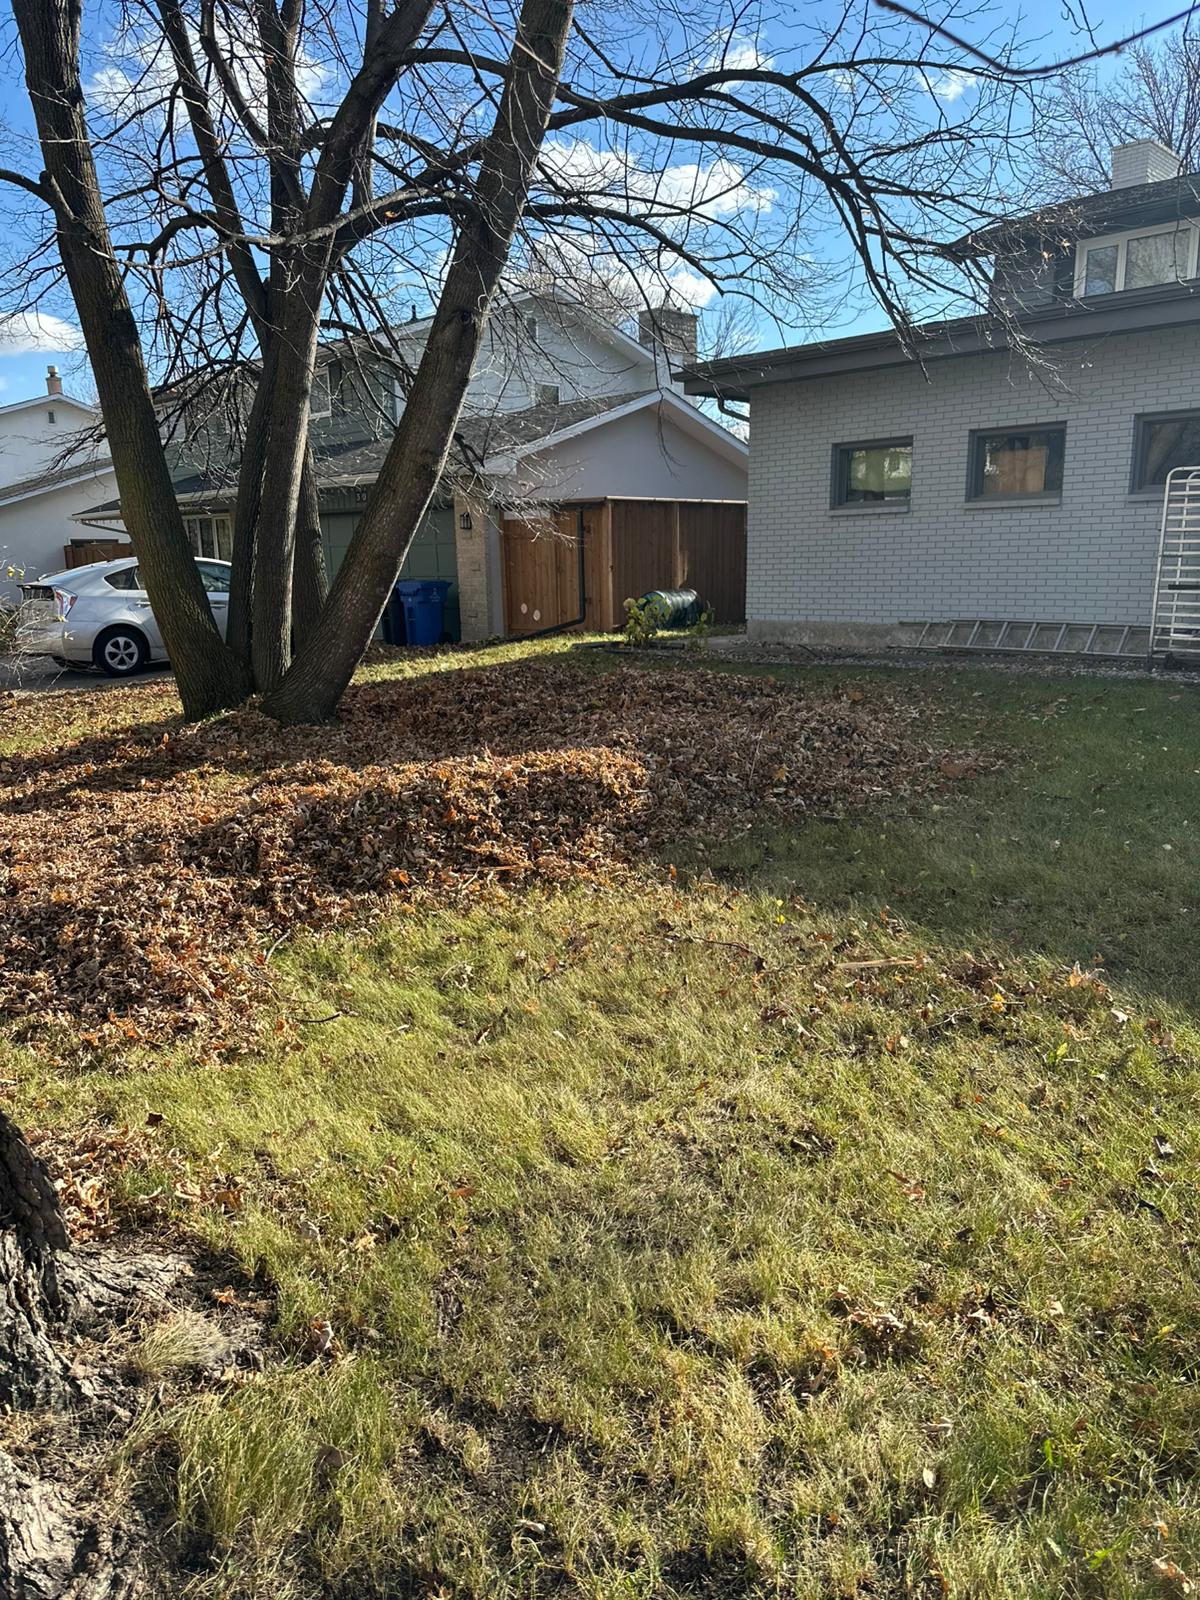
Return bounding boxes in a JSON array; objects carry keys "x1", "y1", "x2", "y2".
[{"x1": 0, "y1": 658, "x2": 989, "y2": 1048}]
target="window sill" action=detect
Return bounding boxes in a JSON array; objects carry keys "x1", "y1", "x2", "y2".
[
  {"x1": 829, "y1": 501, "x2": 911, "y2": 516},
  {"x1": 963, "y1": 495, "x2": 1062, "y2": 509},
  {"x1": 1127, "y1": 490, "x2": 1164, "y2": 502}
]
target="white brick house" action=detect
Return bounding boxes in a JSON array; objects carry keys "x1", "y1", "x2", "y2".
[{"x1": 683, "y1": 141, "x2": 1200, "y2": 651}]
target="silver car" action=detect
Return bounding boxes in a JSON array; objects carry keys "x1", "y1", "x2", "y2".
[{"x1": 16, "y1": 556, "x2": 230, "y2": 676}]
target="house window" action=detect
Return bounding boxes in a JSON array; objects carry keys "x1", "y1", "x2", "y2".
[
  {"x1": 310, "y1": 366, "x2": 332, "y2": 418},
  {"x1": 1132, "y1": 411, "x2": 1200, "y2": 492},
  {"x1": 524, "y1": 314, "x2": 538, "y2": 340},
  {"x1": 534, "y1": 383, "x2": 560, "y2": 407},
  {"x1": 1127, "y1": 229, "x2": 1192, "y2": 288},
  {"x1": 47, "y1": 409, "x2": 56, "y2": 424},
  {"x1": 184, "y1": 516, "x2": 233, "y2": 560},
  {"x1": 1075, "y1": 222, "x2": 1196, "y2": 297},
  {"x1": 832, "y1": 439, "x2": 912, "y2": 507},
  {"x1": 968, "y1": 426, "x2": 1066, "y2": 500},
  {"x1": 1081, "y1": 244, "x2": 1118, "y2": 296}
]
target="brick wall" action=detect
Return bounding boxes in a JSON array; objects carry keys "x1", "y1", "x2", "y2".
[
  {"x1": 453, "y1": 493, "x2": 492, "y2": 642},
  {"x1": 747, "y1": 323, "x2": 1200, "y2": 639}
]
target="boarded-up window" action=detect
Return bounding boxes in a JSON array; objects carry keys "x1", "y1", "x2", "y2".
[{"x1": 969, "y1": 427, "x2": 1065, "y2": 500}]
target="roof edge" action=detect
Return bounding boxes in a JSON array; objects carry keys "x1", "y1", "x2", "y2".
[
  {"x1": 0, "y1": 392, "x2": 98, "y2": 421},
  {"x1": 680, "y1": 283, "x2": 1200, "y2": 400},
  {"x1": 483, "y1": 388, "x2": 747, "y2": 473},
  {"x1": 0, "y1": 461, "x2": 115, "y2": 507}
]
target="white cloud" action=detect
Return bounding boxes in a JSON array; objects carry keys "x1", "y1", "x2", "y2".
[
  {"x1": 528, "y1": 138, "x2": 776, "y2": 317},
  {"x1": 538, "y1": 139, "x2": 775, "y2": 221},
  {"x1": 653, "y1": 269, "x2": 719, "y2": 309},
  {"x1": 518, "y1": 229, "x2": 721, "y2": 313},
  {"x1": 88, "y1": 17, "x2": 327, "y2": 124},
  {"x1": 708, "y1": 37, "x2": 772, "y2": 72},
  {"x1": 914, "y1": 67, "x2": 977, "y2": 102},
  {"x1": 0, "y1": 313, "x2": 85, "y2": 355}
]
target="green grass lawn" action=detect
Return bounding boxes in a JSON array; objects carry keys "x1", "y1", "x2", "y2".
[{"x1": 5, "y1": 645, "x2": 1200, "y2": 1599}]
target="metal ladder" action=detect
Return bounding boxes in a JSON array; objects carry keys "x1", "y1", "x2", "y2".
[
  {"x1": 912, "y1": 619, "x2": 1148, "y2": 658},
  {"x1": 1149, "y1": 465, "x2": 1200, "y2": 663}
]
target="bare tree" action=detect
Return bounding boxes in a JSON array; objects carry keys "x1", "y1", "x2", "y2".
[
  {"x1": 1034, "y1": 34, "x2": 1200, "y2": 198},
  {"x1": 1, "y1": 0, "x2": 1036, "y2": 723}
]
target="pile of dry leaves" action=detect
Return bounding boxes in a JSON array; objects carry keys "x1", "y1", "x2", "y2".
[{"x1": 0, "y1": 658, "x2": 988, "y2": 1046}]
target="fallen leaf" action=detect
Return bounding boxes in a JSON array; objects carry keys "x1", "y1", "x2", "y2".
[{"x1": 1151, "y1": 1557, "x2": 1194, "y2": 1595}]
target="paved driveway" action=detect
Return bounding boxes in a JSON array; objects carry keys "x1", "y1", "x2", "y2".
[{"x1": 0, "y1": 655, "x2": 173, "y2": 695}]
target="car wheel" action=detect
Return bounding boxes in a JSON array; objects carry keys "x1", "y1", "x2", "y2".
[{"x1": 93, "y1": 626, "x2": 149, "y2": 677}]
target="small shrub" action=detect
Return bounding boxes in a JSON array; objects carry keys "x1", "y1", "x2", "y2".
[{"x1": 623, "y1": 595, "x2": 660, "y2": 647}]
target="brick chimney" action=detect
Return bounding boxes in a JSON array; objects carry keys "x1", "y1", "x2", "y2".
[
  {"x1": 46, "y1": 364, "x2": 63, "y2": 397},
  {"x1": 637, "y1": 306, "x2": 698, "y2": 382},
  {"x1": 1111, "y1": 139, "x2": 1182, "y2": 189}
]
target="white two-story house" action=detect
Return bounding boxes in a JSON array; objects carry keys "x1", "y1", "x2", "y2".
[{"x1": 0, "y1": 369, "x2": 123, "y2": 603}]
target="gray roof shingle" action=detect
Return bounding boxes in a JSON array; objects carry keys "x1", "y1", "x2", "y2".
[{"x1": 83, "y1": 391, "x2": 649, "y2": 517}]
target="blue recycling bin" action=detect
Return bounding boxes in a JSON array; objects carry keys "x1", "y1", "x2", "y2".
[{"x1": 396, "y1": 578, "x2": 450, "y2": 647}]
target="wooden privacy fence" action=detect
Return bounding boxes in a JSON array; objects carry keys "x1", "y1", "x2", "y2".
[
  {"x1": 62, "y1": 539, "x2": 129, "y2": 569},
  {"x1": 502, "y1": 498, "x2": 746, "y2": 635}
]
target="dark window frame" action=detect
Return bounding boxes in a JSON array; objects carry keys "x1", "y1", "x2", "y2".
[
  {"x1": 1130, "y1": 409, "x2": 1200, "y2": 494},
  {"x1": 830, "y1": 436, "x2": 913, "y2": 509},
  {"x1": 966, "y1": 423, "x2": 1067, "y2": 502}
]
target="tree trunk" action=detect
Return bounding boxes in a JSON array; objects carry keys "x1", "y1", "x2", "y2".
[
  {"x1": 250, "y1": 259, "x2": 326, "y2": 691},
  {"x1": 11, "y1": 0, "x2": 252, "y2": 721},
  {"x1": 0, "y1": 1112, "x2": 183, "y2": 1598},
  {"x1": 225, "y1": 339, "x2": 280, "y2": 668},
  {"x1": 262, "y1": 0, "x2": 575, "y2": 724},
  {"x1": 292, "y1": 455, "x2": 329, "y2": 649}
]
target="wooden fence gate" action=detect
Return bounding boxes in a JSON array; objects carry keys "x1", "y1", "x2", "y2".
[{"x1": 501, "y1": 507, "x2": 586, "y2": 635}]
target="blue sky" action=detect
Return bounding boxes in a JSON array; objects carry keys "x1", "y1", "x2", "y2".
[{"x1": 0, "y1": 0, "x2": 1175, "y2": 406}]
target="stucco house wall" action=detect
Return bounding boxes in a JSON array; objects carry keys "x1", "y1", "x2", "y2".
[
  {"x1": 0, "y1": 468, "x2": 122, "y2": 603},
  {"x1": 510, "y1": 407, "x2": 749, "y2": 504},
  {"x1": 746, "y1": 323, "x2": 1199, "y2": 643}
]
